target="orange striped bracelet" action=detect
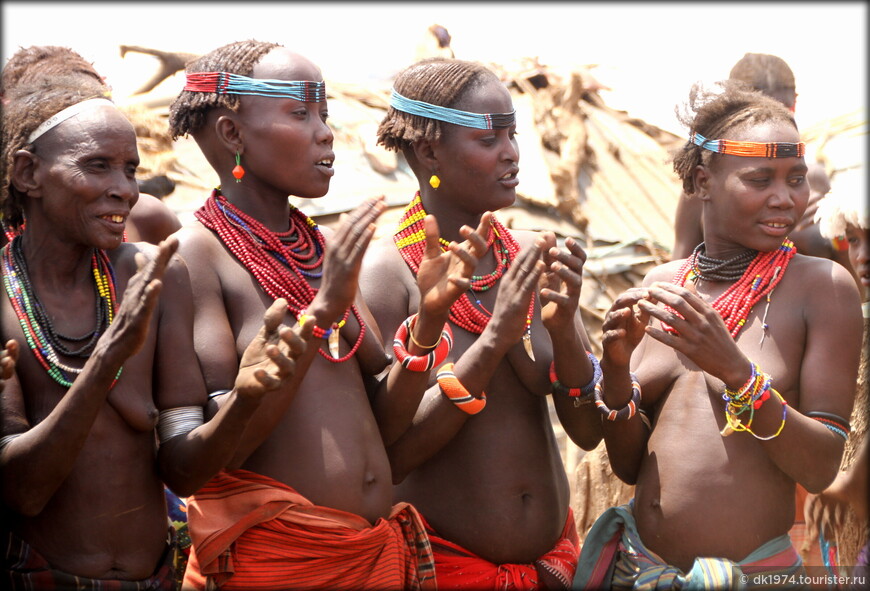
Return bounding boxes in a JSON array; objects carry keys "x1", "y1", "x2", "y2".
[{"x1": 436, "y1": 362, "x2": 486, "y2": 415}]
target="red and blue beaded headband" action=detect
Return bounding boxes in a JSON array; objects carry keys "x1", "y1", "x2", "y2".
[
  {"x1": 690, "y1": 132, "x2": 805, "y2": 158},
  {"x1": 389, "y1": 89, "x2": 515, "y2": 130},
  {"x1": 184, "y1": 72, "x2": 326, "y2": 102}
]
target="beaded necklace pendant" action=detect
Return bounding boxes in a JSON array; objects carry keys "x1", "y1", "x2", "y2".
[
  {"x1": 663, "y1": 238, "x2": 796, "y2": 340},
  {"x1": 2, "y1": 236, "x2": 122, "y2": 388},
  {"x1": 393, "y1": 193, "x2": 535, "y2": 359},
  {"x1": 196, "y1": 189, "x2": 364, "y2": 363}
]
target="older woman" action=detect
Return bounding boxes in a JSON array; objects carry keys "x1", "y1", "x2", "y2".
[
  {"x1": 577, "y1": 80, "x2": 863, "y2": 589},
  {"x1": 0, "y1": 72, "x2": 308, "y2": 588}
]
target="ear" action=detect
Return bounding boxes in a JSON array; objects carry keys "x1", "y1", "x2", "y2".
[
  {"x1": 692, "y1": 163, "x2": 712, "y2": 201},
  {"x1": 214, "y1": 114, "x2": 243, "y2": 155},
  {"x1": 10, "y1": 150, "x2": 42, "y2": 198},
  {"x1": 410, "y1": 138, "x2": 439, "y2": 172}
]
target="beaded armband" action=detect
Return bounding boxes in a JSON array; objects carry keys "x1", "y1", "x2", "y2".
[
  {"x1": 298, "y1": 309, "x2": 348, "y2": 340},
  {"x1": 723, "y1": 387, "x2": 788, "y2": 440},
  {"x1": 594, "y1": 373, "x2": 641, "y2": 421},
  {"x1": 549, "y1": 351, "x2": 601, "y2": 406},
  {"x1": 807, "y1": 411, "x2": 851, "y2": 441},
  {"x1": 436, "y1": 362, "x2": 486, "y2": 415},
  {"x1": 393, "y1": 315, "x2": 453, "y2": 372}
]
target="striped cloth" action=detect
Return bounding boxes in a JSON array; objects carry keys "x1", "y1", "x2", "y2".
[
  {"x1": 574, "y1": 503, "x2": 806, "y2": 590},
  {"x1": 3, "y1": 527, "x2": 178, "y2": 590},
  {"x1": 181, "y1": 469, "x2": 436, "y2": 590},
  {"x1": 420, "y1": 509, "x2": 579, "y2": 589}
]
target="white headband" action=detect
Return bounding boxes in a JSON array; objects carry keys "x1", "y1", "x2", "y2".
[{"x1": 27, "y1": 98, "x2": 116, "y2": 144}]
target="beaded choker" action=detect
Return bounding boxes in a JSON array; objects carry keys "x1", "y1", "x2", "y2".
[
  {"x1": 393, "y1": 193, "x2": 535, "y2": 357},
  {"x1": 184, "y1": 72, "x2": 326, "y2": 102},
  {"x1": 389, "y1": 89, "x2": 516, "y2": 130},
  {"x1": 195, "y1": 190, "x2": 364, "y2": 363},
  {"x1": 663, "y1": 238, "x2": 796, "y2": 339},
  {"x1": 690, "y1": 132, "x2": 805, "y2": 158},
  {"x1": 689, "y1": 242, "x2": 758, "y2": 282},
  {"x1": 2, "y1": 236, "x2": 122, "y2": 388}
]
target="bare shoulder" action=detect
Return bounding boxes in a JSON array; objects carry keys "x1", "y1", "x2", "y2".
[
  {"x1": 786, "y1": 253, "x2": 861, "y2": 308},
  {"x1": 127, "y1": 193, "x2": 182, "y2": 245},
  {"x1": 642, "y1": 259, "x2": 684, "y2": 286}
]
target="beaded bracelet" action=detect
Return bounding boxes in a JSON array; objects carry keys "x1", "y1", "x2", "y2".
[
  {"x1": 724, "y1": 387, "x2": 788, "y2": 440},
  {"x1": 393, "y1": 315, "x2": 453, "y2": 372},
  {"x1": 297, "y1": 310, "x2": 347, "y2": 339},
  {"x1": 593, "y1": 373, "x2": 641, "y2": 421},
  {"x1": 436, "y1": 362, "x2": 486, "y2": 415},
  {"x1": 807, "y1": 411, "x2": 851, "y2": 441},
  {"x1": 549, "y1": 352, "x2": 601, "y2": 407}
]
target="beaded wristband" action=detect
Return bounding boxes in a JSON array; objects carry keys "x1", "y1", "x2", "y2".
[
  {"x1": 549, "y1": 352, "x2": 601, "y2": 406},
  {"x1": 436, "y1": 362, "x2": 486, "y2": 415},
  {"x1": 725, "y1": 387, "x2": 788, "y2": 440},
  {"x1": 393, "y1": 315, "x2": 453, "y2": 372},
  {"x1": 593, "y1": 373, "x2": 641, "y2": 421}
]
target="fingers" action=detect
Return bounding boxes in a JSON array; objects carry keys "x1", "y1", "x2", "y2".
[
  {"x1": 422, "y1": 215, "x2": 443, "y2": 261},
  {"x1": 262, "y1": 298, "x2": 288, "y2": 335},
  {"x1": 1, "y1": 339, "x2": 18, "y2": 380}
]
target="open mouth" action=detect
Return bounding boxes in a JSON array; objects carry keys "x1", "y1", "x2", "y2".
[
  {"x1": 316, "y1": 158, "x2": 334, "y2": 169},
  {"x1": 100, "y1": 214, "x2": 125, "y2": 224}
]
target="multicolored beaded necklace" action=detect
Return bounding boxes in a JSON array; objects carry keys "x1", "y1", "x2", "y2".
[
  {"x1": 393, "y1": 193, "x2": 535, "y2": 355},
  {"x1": 2, "y1": 236, "x2": 122, "y2": 388},
  {"x1": 663, "y1": 238, "x2": 796, "y2": 340},
  {"x1": 196, "y1": 189, "x2": 364, "y2": 363}
]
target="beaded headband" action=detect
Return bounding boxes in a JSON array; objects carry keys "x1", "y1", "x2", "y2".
[
  {"x1": 690, "y1": 132, "x2": 805, "y2": 158},
  {"x1": 184, "y1": 72, "x2": 326, "y2": 102},
  {"x1": 27, "y1": 98, "x2": 116, "y2": 144},
  {"x1": 389, "y1": 89, "x2": 515, "y2": 130}
]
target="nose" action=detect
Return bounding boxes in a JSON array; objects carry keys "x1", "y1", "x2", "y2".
[
  {"x1": 501, "y1": 134, "x2": 519, "y2": 163},
  {"x1": 769, "y1": 180, "x2": 800, "y2": 210},
  {"x1": 317, "y1": 118, "x2": 334, "y2": 145},
  {"x1": 109, "y1": 169, "x2": 139, "y2": 204}
]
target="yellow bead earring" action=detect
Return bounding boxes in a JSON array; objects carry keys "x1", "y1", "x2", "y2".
[{"x1": 429, "y1": 174, "x2": 441, "y2": 189}]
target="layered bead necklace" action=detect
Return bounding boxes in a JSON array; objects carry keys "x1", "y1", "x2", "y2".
[
  {"x1": 2, "y1": 236, "x2": 121, "y2": 388},
  {"x1": 196, "y1": 189, "x2": 364, "y2": 363},
  {"x1": 663, "y1": 238, "x2": 796, "y2": 340},
  {"x1": 393, "y1": 193, "x2": 535, "y2": 357}
]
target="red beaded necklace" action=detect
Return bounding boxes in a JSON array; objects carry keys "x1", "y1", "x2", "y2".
[
  {"x1": 393, "y1": 193, "x2": 535, "y2": 342},
  {"x1": 196, "y1": 189, "x2": 364, "y2": 363},
  {"x1": 663, "y1": 238, "x2": 797, "y2": 339}
]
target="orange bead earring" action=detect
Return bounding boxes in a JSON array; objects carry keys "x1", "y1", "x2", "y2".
[{"x1": 232, "y1": 151, "x2": 245, "y2": 183}]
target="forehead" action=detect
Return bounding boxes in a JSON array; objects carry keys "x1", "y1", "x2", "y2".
[
  {"x1": 725, "y1": 118, "x2": 800, "y2": 144},
  {"x1": 39, "y1": 105, "x2": 137, "y2": 154},
  {"x1": 252, "y1": 47, "x2": 323, "y2": 82},
  {"x1": 453, "y1": 76, "x2": 513, "y2": 114}
]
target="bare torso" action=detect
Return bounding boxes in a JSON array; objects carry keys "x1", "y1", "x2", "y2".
[{"x1": 176, "y1": 222, "x2": 392, "y2": 523}]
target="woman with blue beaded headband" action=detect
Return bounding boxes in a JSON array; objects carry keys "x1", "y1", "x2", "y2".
[
  {"x1": 0, "y1": 61, "x2": 308, "y2": 588},
  {"x1": 167, "y1": 40, "x2": 485, "y2": 590},
  {"x1": 360, "y1": 57, "x2": 603, "y2": 589},
  {"x1": 576, "y1": 80, "x2": 862, "y2": 589}
]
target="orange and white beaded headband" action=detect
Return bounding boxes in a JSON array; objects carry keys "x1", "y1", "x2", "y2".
[
  {"x1": 27, "y1": 98, "x2": 116, "y2": 144},
  {"x1": 690, "y1": 132, "x2": 805, "y2": 158}
]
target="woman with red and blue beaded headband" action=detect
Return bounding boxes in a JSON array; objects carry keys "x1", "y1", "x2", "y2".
[
  {"x1": 360, "y1": 57, "x2": 604, "y2": 590},
  {"x1": 0, "y1": 66, "x2": 308, "y2": 588},
  {"x1": 167, "y1": 40, "x2": 488, "y2": 590},
  {"x1": 575, "y1": 80, "x2": 863, "y2": 589}
]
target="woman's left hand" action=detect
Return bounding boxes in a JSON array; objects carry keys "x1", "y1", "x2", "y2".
[
  {"x1": 539, "y1": 234, "x2": 586, "y2": 334},
  {"x1": 637, "y1": 281, "x2": 749, "y2": 386}
]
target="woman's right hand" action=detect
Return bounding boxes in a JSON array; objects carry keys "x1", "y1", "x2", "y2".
[
  {"x1": 601, "y1": 287, "x2": 650, "y2": 367},
  {"x1": 308, "y1": 196, "x2": 385, "y2": 324},
  {"x1": 0, "y1": 339, "x2": 19, "y2": 392}
]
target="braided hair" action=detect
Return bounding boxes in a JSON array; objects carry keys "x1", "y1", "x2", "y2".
[
  {"x1": 168, "y1": 39, "x2": 281, "y2": 139},
  {"x1": 672, "y1": 80, "x2": 798, "y2": 195},
  {"x1": 376, "y1": 58, "x2": 498, "y2": 153},
  {"x1": 1, "y1": 74, "x2": 110, "y2": 229}
]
